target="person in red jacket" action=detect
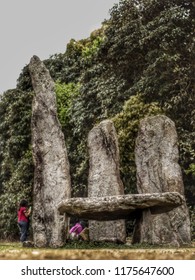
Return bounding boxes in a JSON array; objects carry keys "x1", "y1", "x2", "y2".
[{"x1": 18, "y1": 199, "x2": 31, "y2": 242}]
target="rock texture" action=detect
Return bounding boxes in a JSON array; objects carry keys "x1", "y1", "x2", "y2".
[
  {"x1": 58, "y1": 192, "x2": 184, "y2": 220},
  {"x1": 88, "y1": 120, "x2": 126, "y2": 243},
  {"x1": 133, "y1": 115, "x2": 191, "y2": 246},
  {"x1": 29, "y1": 56, "x2": 71, "y2": 248}
]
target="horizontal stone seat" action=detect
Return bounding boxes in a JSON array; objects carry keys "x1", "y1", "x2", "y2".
[{"x1": 58, "y1": 192, "x2": 184, "y2": 220}]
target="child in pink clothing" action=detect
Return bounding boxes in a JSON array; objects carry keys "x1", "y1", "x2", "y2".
[{"x1": 69, "y1": 221, "x2": 84, "y2": 240}]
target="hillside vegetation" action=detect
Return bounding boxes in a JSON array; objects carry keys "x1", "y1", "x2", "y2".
[{"x1": 0, "y1": 0, "x2": 194, "y2": 240}]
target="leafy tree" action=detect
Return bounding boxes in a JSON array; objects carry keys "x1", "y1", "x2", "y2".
[
  {"x1": 0, "y1": 89, "x2": 34, "y2": 239},
  {"x1": 135, "y1": 0, "x2": 195, "y2": 201},
  {"x1": 55, "y1": 81, "x2": 80, "y2": 132},
  {"x1": 60, "y1": 0, "x2": 195, "y2": 201},
  {"x1": 113, "y1": 94, "x2": 162, "y2": 193}
]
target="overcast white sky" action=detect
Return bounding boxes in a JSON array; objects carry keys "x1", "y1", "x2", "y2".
[{"x1": 0, "y1": 0, "x2": 119, "y2": 94}]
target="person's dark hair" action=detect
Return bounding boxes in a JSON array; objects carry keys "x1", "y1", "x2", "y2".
[
  {"x1": 80, "y1": 220, "x2": 86, "y2": 228},
  {"x1": 19, "y1": 199, "x2": 28, "y2": 208}
]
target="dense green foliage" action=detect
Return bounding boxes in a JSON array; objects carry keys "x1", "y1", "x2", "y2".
[
  {"x1": 113, "y1": 95, "x2": 162, "y2": 193},
  {"x1": 0, "y1": 0, "x2": 194, "y2": 239},
  {"x1": 0, "y1": 89, "x2": 34, "y2": 239}
]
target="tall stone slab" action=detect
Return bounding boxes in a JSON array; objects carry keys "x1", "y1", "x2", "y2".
[
  {"x1": 29, "y1": 56, "x2": 71, "y2": 248},
  {"x1": 133, "y1": 115, "x2": 191, "y2": 246},
  {"x1": 88, "y1": 120, "x2": 126, "y2": 243}
]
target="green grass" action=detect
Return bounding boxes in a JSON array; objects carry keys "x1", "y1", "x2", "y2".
[
  {"x1": 0, "y1": 240, "x2": 194, "y2": 251},
  {"x1": 0, "y1": 241, "x2": 20, "y2": 250}
]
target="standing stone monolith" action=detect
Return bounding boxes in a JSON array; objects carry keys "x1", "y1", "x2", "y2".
[
  {"x1": 133, "y1": 115, "x2": 191, "y2": 246},
  {"x1": 88, "y1": 120, "x2": 126, "y2": 243},
  {"x1": 29, "y1": 55, "x2": 71, "y2": 248}
]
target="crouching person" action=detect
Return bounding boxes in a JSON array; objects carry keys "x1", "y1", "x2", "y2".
[{"x1": 69, "y1": 220, "x2": 89, "y2": 241}]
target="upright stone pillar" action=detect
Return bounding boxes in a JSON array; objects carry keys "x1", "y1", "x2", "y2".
[
  {"x1": 29, "y1": 56, "x2": 71, "y2": 248},
  {"x1": 133, "y1": 115, "x2": 191, "y2": 246},
  {"x1": 88, "y1": 120, "x2": 126, "y2": 243}
]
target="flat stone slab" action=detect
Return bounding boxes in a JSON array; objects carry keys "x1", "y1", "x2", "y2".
[{"x1": 58, "y1": 192, "x2": 184, "y2": 220}]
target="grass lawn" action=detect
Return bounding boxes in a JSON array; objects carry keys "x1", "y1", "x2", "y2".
[{"x1": 0, "y1": 241, "x2": 195, "y2": 260}]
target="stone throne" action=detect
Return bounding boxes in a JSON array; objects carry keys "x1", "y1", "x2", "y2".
[
  {"x1": 58, "y1": 116, "x2": 191, "y2": 246},
  {"x1": 29, "y1": 56, "x2": 191, "y2": 247}
]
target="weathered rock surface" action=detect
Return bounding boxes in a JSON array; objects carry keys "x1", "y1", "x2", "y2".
[
  {"x1": 58, "y1": 192, "x2": 184, "y2": 220},
  {"x1": 29, "y1": 56, "x2": 71, "y2": 248},
  {"x1": 133, "y1": 115, "x2": 191, "y2": 246},
  {"x1": 88, "y1": 120, "x2": 126, "y2": 243}
]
